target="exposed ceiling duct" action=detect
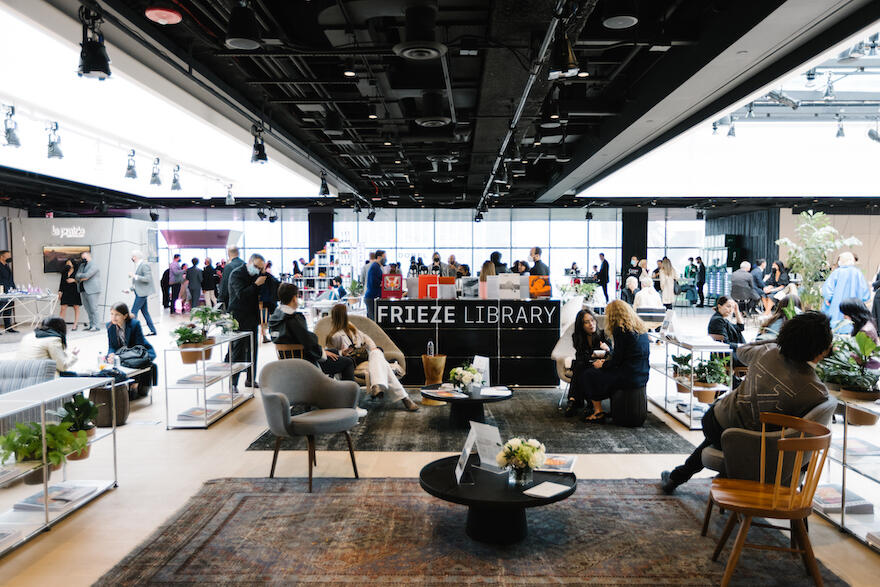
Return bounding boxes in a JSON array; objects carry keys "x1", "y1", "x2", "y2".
[
  {"x1": 415, "y1": 91, "x2": 451, "y2": 128},
  {"x1": 393, "y1": 3, "x2": 447, "y2": 61}
]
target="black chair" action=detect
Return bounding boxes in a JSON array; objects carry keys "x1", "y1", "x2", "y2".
[{"x1": 606, "y1": 386, "x2": 647, "y2": 427}]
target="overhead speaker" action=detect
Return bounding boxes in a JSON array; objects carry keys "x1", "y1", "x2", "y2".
[{"x1": 393, "y1": 4, "x2": 447, "y2": 61}]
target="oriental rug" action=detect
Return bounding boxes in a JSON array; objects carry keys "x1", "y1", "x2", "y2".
[
  {"x1": 247, "y1": 387, "x2": 695, "y2": 454},
  {"x1": 96, "y1": 477, "x2": 844, "y2": 586}
]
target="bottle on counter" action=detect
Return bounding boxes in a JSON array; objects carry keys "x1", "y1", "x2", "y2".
[{"x1": 427, "y1": 340, "x2": 434, "y2": 357}]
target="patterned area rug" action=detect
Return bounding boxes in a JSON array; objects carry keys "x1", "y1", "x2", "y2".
[
  {"x1": 247, "y1": 388, "x2": 695, "y2": 454},
  {"x1": 96, "y1": 477, "x2": 844, "y2": 586}
]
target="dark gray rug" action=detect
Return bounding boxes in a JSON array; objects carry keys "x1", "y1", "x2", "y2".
[
  {"x1": 95, "y1": 477, "x2": 845, "y2": 586},
  {"x1": 247, "y1": 388, "x2": 695, "y2": 453}
]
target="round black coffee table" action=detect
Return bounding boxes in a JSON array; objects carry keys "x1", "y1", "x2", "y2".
[
  {"x1": 419, "y1": 455, "x2": 576, "y2": 544},
  {"x1": 420, "y1": 385, "x2": 512, "y2": 428}
]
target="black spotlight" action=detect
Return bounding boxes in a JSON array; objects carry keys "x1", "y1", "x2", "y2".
[
  {"x1": 268, "y1": 209, "x2": 278, "y2": 223},
  {"x1": 324, "y1": 111, "x2": 343, "y2": 136},
  {"x1": 251, "y1": 124, "x2": 267, "y2": 164},
  {"x1": 171, "y1": 165, "x2": 181, "y2": 190},
  {"x1": 47, "y1": 122, "x2": 63, "y2": 159},
  {"x1": 125, "y1": 149, "x2": 137, "y2": 178},
  {"x1": 225, "y1": 1, "x2": 261, "y2": 50},
  {"x1": 367, "y1": 208, "x2": 376, "y2": 221},
  {"x1": 78, "y1": 6, "x2": 111, "y2": 79},
  {"x1": 319, "y1": 171, "x2": 330, "y2": 196},
  {"x1": 696, "y1": 210, "x2": 705, "y2": 220},
  {"x1": 474, "y1": 211, "x2": 484, "y2": 222},
  {"x1": 99, "y1": 201, "x2": 108, "y2": 213},
  {"x1": 3, "y1": 106, "x2": 20, "y2": 147},
  {"x1": 149, "y1": 210, "x2": 159, "y2": 222},
  {"x1": 585, "y1": 211, "x2": 593, "y2": 220},
  {"x1": 257, "y1": 208, "x2": 267, "y2": 221}
]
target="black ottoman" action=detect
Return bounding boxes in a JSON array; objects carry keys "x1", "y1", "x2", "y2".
[{"x1": 609, "y1": 386, "x2": 647, "y2": 427}]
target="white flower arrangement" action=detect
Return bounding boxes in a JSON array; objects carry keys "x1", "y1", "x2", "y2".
[
  {"x1": 449, "y1": 364, "x2": 483, "y2": 387},
  {"x1": 496, "y1": 437, "x2": 546, "y2": 471}
]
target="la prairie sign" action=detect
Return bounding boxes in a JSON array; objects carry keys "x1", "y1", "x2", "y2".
[{"x1": 51, "y1": 225, "x2": 86, "y2": 239}]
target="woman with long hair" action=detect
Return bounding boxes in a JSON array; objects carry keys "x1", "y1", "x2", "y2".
[
  {"x1": 637, "y1": 259, "x2": 652, "y2": 290},
  {"x1": 659, "y1": 258, "x2": 677, "y2": 309},
  {"x1": 57, "y1": 258, "x2": 82, "y2": 330},
  {"x1": 326, "y1": 304, "x2": 419, "y2": 411},
  {"x1": 18, "y1": 316, "x2": 79, "y2": 374},
  {"x1": 757, "y1": 294, "x2": 802, "y2": 341},
  {"x1": 579, "y1": 300, "x2": 650, "y2": 423},
  {"x1": 839, "y1": 297, "x2": 879, "y2": 343},
  {"x1": 479, "y1": 260, "x2": 496, "y2": 299},
  {"x1": 106, "y1": 301, "x2": 156, "y2": 398},
  {"x1": 762, "y1": 259, "x2": 790, "y2": 314},
  {"x1": 563, "y1": 309, "x2": 612, "y2": 417}
]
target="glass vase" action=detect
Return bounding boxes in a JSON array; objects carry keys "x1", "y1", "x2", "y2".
[{"x1": 508, "y1": 466, "x2": 533, "y2": 488}]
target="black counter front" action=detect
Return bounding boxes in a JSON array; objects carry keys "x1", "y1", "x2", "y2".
[{"x1": 375, "y1": 299, "x2": 560, "y2": 387}]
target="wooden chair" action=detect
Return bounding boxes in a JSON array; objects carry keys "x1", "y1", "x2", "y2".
[
  {"x1": 275, "y1": 344, "x2": 304, "y2": 360},
  {"x1": 705, "y1": 413, "x2": 831, "y2": 587}
]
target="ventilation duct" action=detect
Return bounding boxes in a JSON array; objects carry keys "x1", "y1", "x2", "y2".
[
  {"x1": 393, "y1": 3, "x2": 447, "y2": 61},
  {"x1": 415, "y1": 92, "x2": 451, "y2": 128}
]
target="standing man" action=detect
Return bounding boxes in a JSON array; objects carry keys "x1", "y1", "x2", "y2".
[
  {"x1": 364, "y1": 249, "x2": 385, "y2": 321},
  {"x1": 160, "y1": 267, "x2": 170, "y2": 309},
  {"x1": 201, "y1": 258, "x2": 217, "y2": 308},
  {"x1": 0, "y1": 251, "x2": 18, "y2": 333},
  {"x1": 490, "y1": 251, "x2": 508, "y2": 274},
  {"x1": 529, "y1": 247, "x2": 549, "y2": 276},
  {"x1": 168, "y1": 254, "x2": 184, "y2": 314},
  {"x1": 598, "y1": 252, "x2": 610, "y2": 302},
  {"x1": 76, "y1": 251, "x2": 102, "y2": 331},
  {"x1": 360, "y1": 252, "x2": 376, "y2": 286},
  {"x1": 218, "y1": 246, "x2": 244, "y2": 310},
  {"x1": 186, "y1": 258, "x2": 203, "y2": 309},
  {"x1": 228, "y1": 253, "x2": 267, "y2": 390},
  {"x1": 695, "y1": 256, "x2": 707, "y2": 308},
  {"x1": 129, "y1": 250, "x2": 157, "y2": 336}
]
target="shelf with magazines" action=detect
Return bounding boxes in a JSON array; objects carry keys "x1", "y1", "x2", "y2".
[
  {"x1": 0, "y1": 376, "x2": 116, "y2": 557},
  {"x1": 647, "y1": 333, "x2": 733, "y2": 430},
  {"x1": 815, "y1": 389, "x2": 880, "y2": 553},
  {"x1": 290, "y1": 239, "x2": 358, "y2": 302},
  {"x1": 163, "y1": 333, "x2": 255, "y2": 429}
]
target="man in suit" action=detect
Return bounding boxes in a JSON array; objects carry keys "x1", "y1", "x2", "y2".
[
  {"x1": 363, "y1": 250, "x2": 385, "y2": 321},
  {"x1": 529, "y1": 247, "x2": 549, "y2": 276},
  {"x1": 228, "y1": 253, "x2": 267, "y2": 389},
  {"x1": 695, "y1": 256, "x2": 707, "y2": 307},
  {"x1": 731, "y1": 261, "x2": 760, "y2": 314},
  {"x1": 598, "y1": 252, "x2": 610, "y2": 302},
  {"x1": 168, "y1": 254, "x2": 184, "y2": 314},
  {"x1": 75, "y1": 251, "x2": 102, "y2": 331},
  {"x1": 0, "y1": 250, "x2": 17, "y2": 333},
  {"x1": 218, "y1": 246, "x2": 244, "y2": 310},
  {"x1": 186, "y1": 258, "x2": 203, "y2": 309},
  {"x1": 128, "y1": 250, "x2": 157, "y2": 336},
  {"x1": 268, "y1": 283, "x2": 355, "y2": 380},
  {"x1": 751, "y1": 258, "x2": 768, "y2": 312}
]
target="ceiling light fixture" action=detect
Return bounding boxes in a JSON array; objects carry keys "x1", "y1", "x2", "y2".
[
  {"x1": 257, "y1": 208, "x2": 267, "y2": 220},
  {"x1": 78, "y1": 5, "x2": 111, "y2": 79},
  {"x1": 324, "y1": 111, "x2": 343, "y2": 136},
  {"x1": 171, "y1": 164, "x2": 181, "y2": 190},
  {"x1": 319, "y1": 171, "x2": 330, "y2": 196},
  {"x1": 268, "y1": 208, "x2": 278, "y2": 223},
  {"x1": 150, "y1": 158, "x2": 161, "y2": 185},
  {"x1": 367, "y1": 104, "x2": 380, "y2": 120},
  {"x1": 727, "y1": 121, "x2": 736, "y2": 138},
  {"x1": 342, "y1": 57, "x2": 357, "y2": 78},
  {"x1": 225, "y1": 185, "x2": 236, "y2": 206},
  {"x1": 836, "y1": 116, "x2": 845, "y2": 138},
  {"x1": 602, "y1": 0, "x2": 639, "y2": 30},
  {"x1": 225, "y1": 1, "x2": 261, "y2": 50},
  {"x1": 548, "y1": 31, "x2": 579, "y2": 80},
  {"x1": 3, "y1": 106, "x2": 20, "y2": 147},
  {"x1": 251, "y1": 123, "x2": 267, "y2": 163},
  {"x1": 585, "y1": 211, "x2": 593, "y2": 220},
  {"x1": 149, "y1": 210, "x2": 159, "y2": 222},
  {"x1": 577, "y1": 67, "x2": 590, "y2": 78},
  {"x1": 805, "y1": 68, "x2": 817, "y2": 87},
  {"x1": 46, "y1": 122, "x2": 63, "y2": 159},
  {"x1": 533, "y1": 127, "x2": 542, "y2": 146},
  {"x1": 474, "y1": 211, "x2": 483, "y2": 222},
  {"x1": 711, "y1": 122, "x2": 718, "y2": 135},
  {"x1": 382, "y1": 135, "x2": 393, "y2": 146},
  {"x1": 145, "y1": 5, "x2": 183, "y2": 25},
  {"x1": 367, "y1": 208, "x2": 376, "y2": 221},
  {"x1": 393, "y1": 4, "x2": 447, "y2": 61},
  {"x1": 125, "y1": 149, "x2": 137, "y2": 179}
]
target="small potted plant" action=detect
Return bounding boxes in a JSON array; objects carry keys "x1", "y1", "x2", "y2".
[
  {"x1": 671, "y1": 353, "x2": 692, "y2": 394},
  {"x1": 818, "y1": 332, "x2": 880, "y2": 425},
  {"x1": 496, "y1": 437, "x2": 546, "y2": 488},
  {"x1": 0, "y1": 422, "x2": 88, "y2": 484},
  {"x1": 692, "y1": 356, "x2": 730, "y2": 403},
  {"x1": 449, "y1": 363, "x2": 483, "y2": 392},
  {"x1": 48, "y1": 393, "x2": 99, "y2": 460},
  {"x1": 172, "y1": 323, "x2": 209, "y2": 364}
]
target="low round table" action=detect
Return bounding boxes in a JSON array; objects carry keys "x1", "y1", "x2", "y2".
[
  {"x1": 419, "y1": 455, "x2": 576, "y2": 544},
  {"x1": 420, "y1": 384, "x2": 511, "y2": 428}
]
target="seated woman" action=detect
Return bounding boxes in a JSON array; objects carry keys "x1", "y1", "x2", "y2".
[
  {"x1": 326, "y1": 304, "x2": 419, "y2": 411},
  {"x1": 106, "y1": 302, "x2": 156, "y2": 398},
  {"x1": 633, "y1": 282, "x2": 663, "y2": 309},
  {"x1": 579, "y1": 301, "x2": 650, "y2": 423},
  {"x1": 563, "y1": 309, "x2": 612, "y2": 417},
  {"x1": 756, "y1": 294, "x2": 801, "y2": 341},
  {"x1": 839, "y1": 297, "x2": 880, "y2": 343},
  {"x1": 762, "y1": 259, "x2": 790, "y2": 314},
  {"x1": 708, "y1": 296, "x2": 746, "y2": 366},
  {"x1": 620, "y1": 276, "x2": 638, "y2": 305},
  {"x1": 18, "y1": 316, "x2": 79, "y2": 374}
]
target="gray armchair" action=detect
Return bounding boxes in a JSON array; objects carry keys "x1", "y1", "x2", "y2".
[
  {"x1": 314, "y1": 314, "x2": 406, "y2": 386},
  {"x1": 259, "y1": 359, "x2": 361, "y2": 492},
  {"x1": 0, "y1": 359, "x2": 58, "y2": 434}
]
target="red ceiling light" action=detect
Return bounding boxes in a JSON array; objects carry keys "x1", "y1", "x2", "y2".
[{"x1": 145, "y1": 6, "x2": 183, "y2": 26}]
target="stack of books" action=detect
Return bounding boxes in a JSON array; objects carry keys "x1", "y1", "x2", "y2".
[
  {"x1": 14, "y1": 484, "x2": 96, "y2": 512},
  {"x1": 812, "y1": 484, "x2": 874, "y2": 515},
  {"x1": 178, "y1": 407, "x2": 222, "y2": 421}
]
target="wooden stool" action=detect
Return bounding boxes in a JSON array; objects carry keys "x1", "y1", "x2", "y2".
[{"x1": 421, "y1": 354, "x2": 446, "y2": 406}]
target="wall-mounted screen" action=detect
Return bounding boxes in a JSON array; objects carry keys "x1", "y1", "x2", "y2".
[{"x1": 43, "y1": 245, "x2": 90, "y2": 273}]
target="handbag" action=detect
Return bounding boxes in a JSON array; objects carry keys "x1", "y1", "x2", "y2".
[
  {"x1": 117, "y1": 345, "x2": 153, "y2": 368},
  {"x1": 349, "y1": 345, "x2": 370, "y2": 364},
  {"x1": 673, "y1": 280, "x2": 682, "y2": 295}
]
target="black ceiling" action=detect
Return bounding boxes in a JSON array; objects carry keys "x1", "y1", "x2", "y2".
[{"x1": 6, "y1": 0, "x2": 880, "y2": 213}]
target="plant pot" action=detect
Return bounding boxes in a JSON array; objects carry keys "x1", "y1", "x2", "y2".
[
  {"x1": 846, "y1": 404, "x2": 880, "y2": 426},
  {"x1": 675, "y1": 379, "x2": 690, "y2": 394},
  {"x1": 823, "y1": 382, "x2": 841, "y2": 392},
  {"x1": 839, "y1": 387, "x2": 880, "y2": 401},
  {"x1": 180, "y1": 338, "x2": 215, "y2": 364},
  {"x1": 693, "y1": 381, "x2": 718, "y2": 388},
  {"x1": 67, "y1": 427, "x2": 96, "y2": 461},
  {"x1": 23, "y1": 462, "x2": 61, "y2": 485},
  {"x1": 694, "y1": 388, "x2": 718, "y2": 404}
]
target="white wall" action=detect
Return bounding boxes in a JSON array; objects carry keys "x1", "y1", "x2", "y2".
[
  {"x1": 778, "y1": 208, "x2": 880, "y2": 281},
  {"x1": 5, "y1": 216, "x2": 158, "y2": 324}
]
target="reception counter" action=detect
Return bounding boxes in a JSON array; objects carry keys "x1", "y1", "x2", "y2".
[{"x1": 374, "y1": 299, "x2": 560, "y2": 387}]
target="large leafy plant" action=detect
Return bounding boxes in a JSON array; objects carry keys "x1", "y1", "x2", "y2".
[
  {"x1": 47, "y1": 393, "x2": 99, "y2": 432},
  {"x1": 776, "y1": 211, "x2": 861, "y2": 309},
  {"x1": 560, "y1": 282, "x2": 599, "y2": 300},
  {"x1": 190, "y1": 306, "x2": 238, "y2": 335},
  {"x1": 348, "y1": 279, "x2": 364, "y2": 296},
  {"x1": 817, "y1": 332, "x2": 880, "y2": 392},
  {"x1": 0, "y1": 422, "x2": 88, "y2": 466},
  {"x1": 694, "y1": 356, "x2": 730, "y2": 385}
]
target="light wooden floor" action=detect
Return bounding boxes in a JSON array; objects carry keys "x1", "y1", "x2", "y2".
[{"x1": 0, "y1": 310, "x2": 876, "y2": 586}]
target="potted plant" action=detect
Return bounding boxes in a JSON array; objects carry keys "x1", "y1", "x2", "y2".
[
  {"x1": 172, "y1": 323, "x2": 209, "y2": 364},
  {"x1": 48, "y1": 393, "x2": 99, "y2": 460},
  {"x1": 818, "y1": 331, "x2": 880, "y2": 399},
  {"x1": 559, "y1": 282, "x2": 598, "y2": 302},
  {"x1": 671, "y1": 353, "x2": 692, "y2": 393},
  {"x1": 0, "y1": 422, "x2": 88, "y2": 484},
  {"x1": 495, "y1": 437, "x2": 546, "y2": 488},
  {"x1": 692, "y1": 356, "x2": 730, "y2": 403}
]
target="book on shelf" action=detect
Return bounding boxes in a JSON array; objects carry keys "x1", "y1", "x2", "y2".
[
  {"x1": 14, "y1": 484, "x2": 97, "y2": 511},
  {"x1": 206, "y1": 391, "x2": 240, "y2": 403},
  {"x1": 812, "y1": 484, "x2": 875, "y2": 514},
  {"x1": 0, "y1": 528, "x2": 21, "y2": 550},
  {"x1": 175, "y1": 373, "x2": 216, "y2": 385},
  {"x1": 178, "y1": 407, "x2": 222, "y2": 421},
  {"x1": 536, "y1": 454, "x2": 576, "y2": 473},
  {"x1": 830, "y1": 437, "x2": 880, "y2": 459},
  {"x1": 203, "y1": 362, "x2": 249, "y2": 373}
]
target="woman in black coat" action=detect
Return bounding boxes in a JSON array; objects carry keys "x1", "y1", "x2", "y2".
[
  {"x1": 563, "y1": 309, "x2": 612, "y2": 416},
  {"x1": 580, "y1": 300, "x2": 651, "y2": 423},
  {"x1": 58, "y1": 258, "x2": 82, "y2": 330}
]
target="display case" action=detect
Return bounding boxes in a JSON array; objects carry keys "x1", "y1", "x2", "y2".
[
  {"x1": 163, "y1": 332, "x2": 254, "y2": 429},
  {"x1": 647, "y1": 334, "x2": 733, "y2": 430},
  {"x1": 0, "y1": 376, "x2": 115, "y2": 557},
  {"x1": 815, "y1": 391, "x2": 880, "y2": 553}
]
